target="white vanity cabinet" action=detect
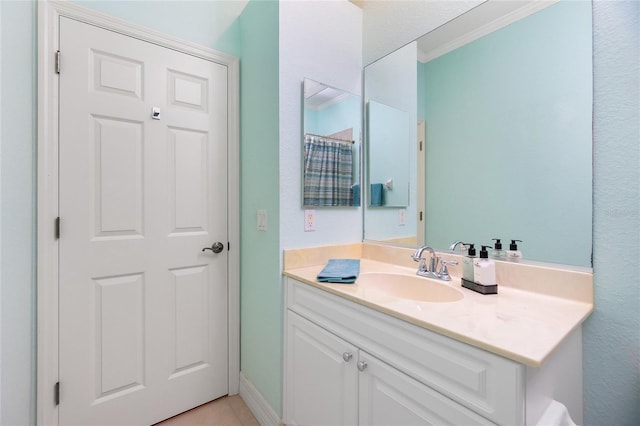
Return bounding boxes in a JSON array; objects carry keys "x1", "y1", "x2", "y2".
[
  {"x1": 284, "y1": 277, "x2": 583, "y2": 426},
  {"x1": 286, "y1": 311, "x2": 358, "y2": 425},
  {"x1": 286, "y1": 311, "x2": 493, "y2": 426},
  {"x1": 358, "y1": 350, "x2": 495, "y2": 425}
]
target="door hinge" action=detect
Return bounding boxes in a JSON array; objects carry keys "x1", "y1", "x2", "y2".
[
  {"x1": 419, "y1": 211, "x2": 423, "y2": 221},
  {"x1": 55, "y1": 217, "x2": 60, "y2": 239},
  {"x1": 54, "y1": 382, "x2": 60, "y2": 406},
  {"x1": 419, "y1": 140, "x2": 423, "y2": 151},
  {"x1": 55, "y1": 50, "x2": 61, "y2": 74}
]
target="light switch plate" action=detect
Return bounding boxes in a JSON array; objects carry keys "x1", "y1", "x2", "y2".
[{"x1": 257, "y1": 209, "x2": 267, "y2": 231}]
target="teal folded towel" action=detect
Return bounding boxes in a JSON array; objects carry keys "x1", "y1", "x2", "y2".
[
  {"x1": 370, "y1": 183, "x2": 384, "y2": 206},
  {"x1": 317, "y1": 259, "x2": 360, "y2": 284},
  {"x1": 352, "y1": 184, "x2": 360, "y2": 206}
]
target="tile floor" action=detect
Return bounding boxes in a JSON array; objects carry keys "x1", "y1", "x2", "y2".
[{"x1": 154, "y1": 395, "x2": 259, "y2": 426}]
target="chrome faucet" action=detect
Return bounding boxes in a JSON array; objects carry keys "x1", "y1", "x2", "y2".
[
  {"x1": 411, "y1": 245, "x2": 439, "y2": 278},
  {"x1": 412, "y1": 245, "x2": 458, "y2": 281},
  {"x1": 449, "y1": 240, "x2": 466, "y2": 252}
]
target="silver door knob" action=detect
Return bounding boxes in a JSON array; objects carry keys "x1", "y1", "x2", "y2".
[
  {"x1": 202, "y1": 242, "x2": 224, "y2": 253},
  {"x1": 343, "y1": 352, "x2": 353, "y2": 362},
  {"x1": 357, "y1": 360, "x2": 368, "y2": 371}
]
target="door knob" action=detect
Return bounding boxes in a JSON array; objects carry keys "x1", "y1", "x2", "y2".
[
  {"x1": 342, "y1": 352, "x2": 353, "y2": 362},
  {"x1": 357, "y1": 360, "x2": 368, "y2": 372},
  {"x1": 202, "y1": 242, "x2": 224, "y2": 253}
]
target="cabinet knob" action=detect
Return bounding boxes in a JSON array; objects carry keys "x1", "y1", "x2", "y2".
[
  {"x1": 342, "y1": 352, "x2": 353, "y2": 362},
  {"x1": 357, "y1": 360, "x2": 368, "y2": 371}
]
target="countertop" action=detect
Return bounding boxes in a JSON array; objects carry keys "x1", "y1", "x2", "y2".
[{"x1": 284, "y1": 258, "x2": 593, "y2": 367}]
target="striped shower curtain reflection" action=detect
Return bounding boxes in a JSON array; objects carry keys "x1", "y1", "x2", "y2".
[{"x1": 303, "y1": 134, "x2": 354, "y2": 206}]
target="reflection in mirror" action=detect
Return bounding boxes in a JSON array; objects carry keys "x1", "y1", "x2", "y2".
[
  {"x1": 364, "y1": 42, "x2": 419, "y2": 245},
  {"x1": 367, "y1": 100, "x2": 410, "y2": 207},
  {"x1": 302, "y1": 78, "x2": 361, "y2": 207},
  {"x1": 363, "y1": 0, "x2": 593, "y2": 267}
]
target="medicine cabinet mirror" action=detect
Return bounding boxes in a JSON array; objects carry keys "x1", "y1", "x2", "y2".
[
  {"x1": 363, "y1": 0, "x2": 593, "y2": 267},
  {"x1": 302, "y1": 78, "x2": 361, "y2": 207}
]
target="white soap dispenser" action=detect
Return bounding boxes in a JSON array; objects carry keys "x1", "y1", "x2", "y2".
[
  {"x1": 462, "y1": 243, "x2": 476, "y2": 282},
  {"x1": 505, "y1": 239, "x2": 523, "y2": 261},
  {"x1": 473, "y1": 245, "x2": 496, "y2": 286}
]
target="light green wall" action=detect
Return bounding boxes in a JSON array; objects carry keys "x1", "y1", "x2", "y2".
[
  {"x1": 74, "y1": 0, "x2": 243, "y2": 57},
  {"x1": 238, "y1": 0, "x2": 282, "y2": 416},
  {"x1": 0, "y1": 1, "x2": 37, "y2": 424},
  {"x1": 420, "y1": 0, "x2": 592, "y2": 266},
  {"x1": 586, "y1": 1, "x2": 640, "y2": 424}
]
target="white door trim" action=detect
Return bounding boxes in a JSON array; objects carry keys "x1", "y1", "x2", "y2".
[{"x1": 36, "y1": 2, "x2": 240, "y2": 425}]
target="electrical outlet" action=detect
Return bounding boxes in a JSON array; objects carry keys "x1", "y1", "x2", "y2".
[
  {"x1": 398, "y1": 209, "x2": 406, "y2": 226},
  {"x1": 304, "y1": 210, "x2": 316, "y2": 232},
  {"x1": 257, "y1": 209, "x2": 267, "y2": 231}
]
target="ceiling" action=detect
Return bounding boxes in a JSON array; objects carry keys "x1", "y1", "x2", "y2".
[{"x1": 351, "y1": 0, "x2": 558, "y2": 64}]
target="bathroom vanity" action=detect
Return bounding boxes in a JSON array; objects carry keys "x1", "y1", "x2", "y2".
[{"x1": 283, "y1": 243, "x2": 593, "y2": 425}]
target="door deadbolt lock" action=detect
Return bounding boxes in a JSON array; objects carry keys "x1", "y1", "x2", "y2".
[{"x1": 152, "y1": 107, "x2": 161, "y2": 120}]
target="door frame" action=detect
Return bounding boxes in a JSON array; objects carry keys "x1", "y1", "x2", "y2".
[
  {"x1": 36, "y1": 2, "x2": 240, "y2": 425},
  {"x1": 417, "y1": 119, "x2": 426, "y2": 246}
]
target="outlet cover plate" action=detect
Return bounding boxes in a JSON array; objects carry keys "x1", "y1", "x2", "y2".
[{"x1": 304, "y1": 210, "x2": 316, "y2": 232}]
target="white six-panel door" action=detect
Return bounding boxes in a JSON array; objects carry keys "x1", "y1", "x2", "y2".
[{"x1": 59, "y1": 17, "x2": 228, "y2": 425}]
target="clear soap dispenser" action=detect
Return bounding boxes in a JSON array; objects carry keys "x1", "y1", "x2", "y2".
[
  {"x1": 506, "y1": 239, "x2": 523, "y2": 261},
  {"x1": 492, "y1": 238, "x2": 506, "y2": 260}
]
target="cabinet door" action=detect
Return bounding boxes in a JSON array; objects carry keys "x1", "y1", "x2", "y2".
[
  {"x1": 285, "y1": 311, "x2": 358, "y2": 426},
  {"x1": 358, "y1": 351, "x2": 496, "y2": 426}
]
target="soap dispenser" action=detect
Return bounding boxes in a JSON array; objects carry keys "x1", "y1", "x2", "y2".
[
  {"x1": 462, "y1": 243, "x2": 476, "y2": 282},
  {"x1": 492, "y1": 238, "x2": 506, "y2": 260},
  {"x1": 506, "y1": 239, "x2": 523, "y2": 261},
  {"x1": 462, "y1": 245, "x2": 497, "y2": 295},
  {"x1": 474, "y1": 246, "x2": 496, "y2": 285}
]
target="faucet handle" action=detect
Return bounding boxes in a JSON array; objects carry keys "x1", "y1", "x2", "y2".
[
  {"x1": 438, "y1": 259, "x2": 458, "y2": 281},
  {"x1": 417, "y1": 258, "x2": 428, "y2": 273}
]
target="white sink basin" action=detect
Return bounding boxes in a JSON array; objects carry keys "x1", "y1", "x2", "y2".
[{"x1": 358, "y1": 272, "x2": 463, "y2": 303}]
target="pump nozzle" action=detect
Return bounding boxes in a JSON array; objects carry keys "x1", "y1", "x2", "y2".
[
  {"x1": 509, "y1": 239, "x2": 523, "y2": 250},
  {"x1": 464, "y1": 243, "x2": 476, "y2": 256}
]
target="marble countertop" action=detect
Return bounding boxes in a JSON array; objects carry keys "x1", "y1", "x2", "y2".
[{"x1": 284, "y1": 258, "x2": 593, "y2": 367}]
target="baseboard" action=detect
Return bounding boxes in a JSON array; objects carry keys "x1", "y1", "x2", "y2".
[{"x1": 239, "y1": 372, "x2": 281, "y2": 426}]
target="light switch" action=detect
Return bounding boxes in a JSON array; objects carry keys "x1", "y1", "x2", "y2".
[{"x1": 257, "y1": 209, "x2": 267, "y2": 231}]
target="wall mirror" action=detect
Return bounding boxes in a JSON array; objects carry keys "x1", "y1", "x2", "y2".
[
  {"x1": 363, "y1": 0, "x2": 593, "y2": 267},
  {"x1": 302, "y1": 78, "x2": 361, "y2": 207}
]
